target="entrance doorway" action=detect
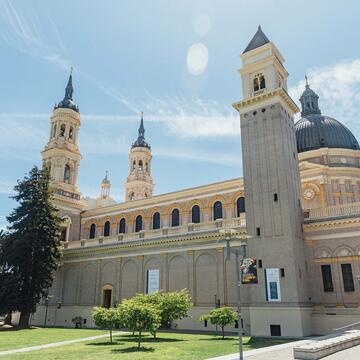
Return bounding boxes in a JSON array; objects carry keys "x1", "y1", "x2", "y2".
[{"x1": 103, "y1": 289, "x2": 112, "y2": 308}]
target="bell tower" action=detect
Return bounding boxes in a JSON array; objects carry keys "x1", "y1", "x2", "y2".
[
  {"x1": 124, "y1": 113, "x2": 154, "y2": 201},
  {"x1": 233, "y1": 27, "x2": 310, "y2": 336},
  {"x1": 42, "y1": 70, "x2": 84, "y2": 240}
]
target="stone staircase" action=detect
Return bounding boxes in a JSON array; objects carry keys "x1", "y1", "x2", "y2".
[{"x1": 293, "y1": 330, "x2": 360, "y2": 359}]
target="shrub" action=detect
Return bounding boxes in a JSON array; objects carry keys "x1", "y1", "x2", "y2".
[{"x1": 200, "y1": 307, "x2": 237, "y2": 339}]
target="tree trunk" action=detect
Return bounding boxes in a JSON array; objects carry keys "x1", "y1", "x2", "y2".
[
  {"x1": 4, "y1": 313, "x2": 12, "y2": 326},
  {"x1": 138, "y1": 330, "x2": 142, "y2": 348},
  {"x1": 110, "y1": 323, "x2": 113, "y2": 343},
  {"x1": 18, "y1": 311, "x2": 31, "y2": 328},
  {"x1": 222, "y1": 326, "x2": 225, "y2": 339}
]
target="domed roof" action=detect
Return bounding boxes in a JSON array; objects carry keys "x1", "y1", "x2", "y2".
[{"x1": 295, "y1": 80, "x2": 359, "y2": 153}]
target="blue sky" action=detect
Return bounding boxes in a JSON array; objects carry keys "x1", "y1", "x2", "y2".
[{"x1": 1, "y1": 0, "x2": 360, "y2": 230}]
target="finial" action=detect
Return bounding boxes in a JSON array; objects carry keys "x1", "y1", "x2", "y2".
[
  {"x1": 141, "y1": 111, "x2": 143, "y2": 120},
  {"x1": 70, "y1": 66, "x2": 73, "y2": 76},
  {"x1": 305, "y1": 75, "x2": 308, "y2": 87},
  {"x1": 105, "y1": 170, "x2": 108, "y2": 180},
  {"x1": 258, "y1": 25, "x2": 261, "y2": 31}
]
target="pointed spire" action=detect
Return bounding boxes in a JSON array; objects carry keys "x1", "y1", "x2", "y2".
[
  {"x1": 65, "y1": 67, "x2": 74, "y2": 99},
  {"x1": 102, "y1": 170, "x2": 110, "y2": 184},
  {"x1": 299, "y1": 77, "x2": 321, "y2": 117},
  {"x1": 54, "y1": 67, "x2": 79, "y2": 112},
  {"x1": 132, "y1": 112, "x2": 150, "y2": 149},
  {"x1": 243, "y1": 25, "x2": 270, "y2": 54}
]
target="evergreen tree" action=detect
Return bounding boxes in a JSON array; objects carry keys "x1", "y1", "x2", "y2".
[{"x1": 0, "y1": 166, "x2": 62, "y2": 327}]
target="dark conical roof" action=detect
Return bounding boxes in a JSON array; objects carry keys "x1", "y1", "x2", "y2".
[
  {"x1": 132, "y1": 112, "x2": 150, "y2": 149},
  {"x1": 243, "y1": 26, "x2": 270, "y2": 54},
  {"x1": 295, "y1": 81, "x2": 359, "y2": 153},
  {"x1": 54, "y1": 69, "x2": 79, "y2": 112}
]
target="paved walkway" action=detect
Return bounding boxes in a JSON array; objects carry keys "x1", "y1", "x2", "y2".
[
  {"x1": 0, "y1": 331, "x2": 124, "y2": 357},
  {"x1": 206, "y1": 340, "x2": 360, "y2": 360}
]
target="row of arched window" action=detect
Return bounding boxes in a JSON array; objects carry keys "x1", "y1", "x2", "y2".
[{"x1": 88, "y1": 197, "x2": 245, "y2": 239}]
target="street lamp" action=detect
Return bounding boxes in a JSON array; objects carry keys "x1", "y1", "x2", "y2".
[
  {"x1": 43, "y1": 295, "x2": 54, "y2": 327},
  {"x1": 219, "y1": 229, "x2": 251, "y2": 360}
]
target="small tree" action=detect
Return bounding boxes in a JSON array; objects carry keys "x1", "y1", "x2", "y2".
[
  {"x1": 117, "y1": 300, "x2": 161, "y2": 348},
  {"x1": 130, "y1": 290, "x2": 191, "y2": 338},
  {"x1": 200, "y1": 307, "x2": 237, "y2": 339},
  {"x1": 93, "y1": 307, "x2": 119, "y2": 343}
]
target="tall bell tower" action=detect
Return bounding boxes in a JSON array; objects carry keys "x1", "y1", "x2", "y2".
[
  {"x1": 124, "y1": 113, "x2": 154, "y2": 201},
  {"x1": 233, "y1": 27, "x2": 310, "y2": 336},
  {"x1": 42, "y1": 70, "x2": 84, "y2": 241}
]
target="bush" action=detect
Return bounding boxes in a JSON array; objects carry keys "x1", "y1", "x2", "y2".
[{"x1": 200, "y1": 307, "x2": 237, "y2": 339}]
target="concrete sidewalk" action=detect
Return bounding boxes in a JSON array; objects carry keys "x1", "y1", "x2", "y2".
[
  {"x1": 206, "y1": 340, "x2": 360, "y2": 360},
  {"x1": 0, "y1": 331, "x2": 124, "y2": 357}
]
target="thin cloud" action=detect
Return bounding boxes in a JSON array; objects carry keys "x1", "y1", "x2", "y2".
[
  {"x1": 289, "y1": 59, "x2": 360, "y2": 136},
  {"x1": 100, "y1": 86, "x2": 240, "y2": 138}
]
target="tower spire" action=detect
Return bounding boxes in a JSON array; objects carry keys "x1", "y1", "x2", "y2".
[
  {"x1": 132, "y1": 112, "x2": 150, "y2": 149},
  {"x1": 55, "y1": 67, "x2": 79, "y2": 112}
]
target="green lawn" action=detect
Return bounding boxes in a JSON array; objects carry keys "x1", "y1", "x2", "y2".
[
  {"x1": 0, "y1": 327, "x2": 107, "y2": 351},
  {"x1": 0, "y1": 328, "x2": 294, "y2": 360}
]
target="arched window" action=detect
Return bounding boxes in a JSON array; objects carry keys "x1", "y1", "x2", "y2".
[
  {"x1": 89, "y1": 223, "x2": 96, "y2": 239},
  {"x1": 153, "y1": 212, "x2": 160, "y2": 229},
  {"x1": 213, "y1": 201, "x2": 223, "y2": 220},
  {"x1": 132, "y1": 161, "x2": 136, "y2": 171},
  {"x1": 191, "y1": 205, "x2": 201, "y2": 223},
  {"x1": 171, "y1": 209, "x2": 180, "y2": 227},
  {"x1": 69, "y1": 126, "x2": 74, "y2": 140},
  {"x1": 138, "y1": 160, "x2": 143, "y2": 173},
  {"x1": 253, "y1": 73, "x2": 265, "y2": 92},
  {"x1": 119, "y1": 218, "x2": 126, "y2": 234},
  {"x1": 129, "y1": 192, "x2": 135, "y2": 201},
  {"x1": 60, "y1": 124, "x2": 66, "y2": 137},
  {"x1": 53, "y1": 124, "x2": 57, "y2": 138},
  {"x1": 146, "y1": 162, "x2": 149, "y2": 172},
  {"x1": 135, "y1": 215, "x2": 142, "y2": 232},
  {"x1": 64, "y1": 164, "x2": 71, "y2": 184},
  {"x1": 103, "y1": 221, "x2": 110, "y2": 237},
  {"x1": 236, "y1": 197, "x2": 245, "y2": 217}
]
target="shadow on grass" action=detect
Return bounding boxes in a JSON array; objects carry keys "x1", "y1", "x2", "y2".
[
  {"x1": 0, "y1": 326, "x2": 38, "y2": 332},
  {"x1": 112, "y1": 346, "x2": 155, "y2": 354},
  {"x1": 199, "y1": 337, "x2": 237, "y2": 341},
  {"x1": 87, "y1": 341, "x2": 125, "y2": 346},
  {"x1": 116, "y1": 335, "x2": 184, "y2": 343}
]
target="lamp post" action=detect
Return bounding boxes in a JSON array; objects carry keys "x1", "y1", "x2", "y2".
[
  {"x1": 220, "y1": 229, "x2": 250, "y2": 360},
  {"x1": 43, "y1": 295, "x2": 54, "y2": 327}
]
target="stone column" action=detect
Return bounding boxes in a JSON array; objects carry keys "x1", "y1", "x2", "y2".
[
  {"x1": 138, "y1": 256, "x2": 145, "y2": 293},
  {"x1": 217, "y1": 248, "x2": 225, "y2": 305},
  {"x1": 95, "y1": 260, "x2": 101, "y2": 305},
  {"x1": 76, "y1": 263, "x2": 83, "y2": 304},
  {"x1": 115, "y1": 258, "x2": 121, "y2": 303},
  {"x1": 163, "y1": 253, "x2": 169, "y2": 292},
  {"x1": 187, "y1": 250, "x2": 195, "y2": 305}
]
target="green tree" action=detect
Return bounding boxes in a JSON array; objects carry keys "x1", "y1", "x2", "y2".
[
  {"x1": 93, "y1": 307, "x2": 119, "y2": 343},
  {"x1": 200, "y1": 307, "x2": 237, "y2": 339},
  {"x1": 0, "y1": 166, "x2": 62, "y2": 328},
  {"x1": 117, "y1": 300, "x2": 161, "y2": 348},
  {"x1": 130, "y1": 290, "x2": 192, "y2": 337}
]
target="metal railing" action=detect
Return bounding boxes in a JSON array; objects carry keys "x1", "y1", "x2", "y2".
[{"x1": 333, "y1": 321, "x2": 360, "y2": 332}]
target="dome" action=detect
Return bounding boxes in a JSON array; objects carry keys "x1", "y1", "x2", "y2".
[
  {"x1": 295, "y1": 114, "x2": 359, "y2": 153},
  {"x1": 295, "y1": 80, "x2": 359, "y2": 153}
]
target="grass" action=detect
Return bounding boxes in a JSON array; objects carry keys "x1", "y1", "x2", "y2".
[
  {"x1": 0, "y1": 328, "x2": 294, "y2": 360},
  {"x1": 0, "y1": 327, "x2": 107, "y2": 351}
]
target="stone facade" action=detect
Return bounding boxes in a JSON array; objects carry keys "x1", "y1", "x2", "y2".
[{"x1": 31, "y1": 28, "x2": 360, "y2": 337}]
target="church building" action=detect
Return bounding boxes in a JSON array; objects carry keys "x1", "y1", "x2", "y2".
[{"x1": 32, "y1": 27, "x2": 360, "y2": 337}]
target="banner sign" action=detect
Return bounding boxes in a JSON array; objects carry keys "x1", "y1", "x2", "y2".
[
  {"x1": 147, "y1": 269, "x2": 160, "y2": 294},
  {"x1": 265, "y1": 268, "x2": 281, "y2": 302},
  {"x1": 241, "y1": 257, "x2": 258, "y2": 284}
]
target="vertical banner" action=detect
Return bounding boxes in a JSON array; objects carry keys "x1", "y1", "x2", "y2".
[
  {"x1": 147, "y1": 269, "x2": 160, "y2": 294},
  {"x1": 265, "y1": 268, "x2": 281, "y2": 302},
  {"x1": 241, "y1": 257, "x2": 258, "y2": 284}
]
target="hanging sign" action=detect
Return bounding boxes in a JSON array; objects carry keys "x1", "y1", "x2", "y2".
[
  {"x1": 241, "y1": 257, "x2": 258, "y2": 284},
  {"x1": 265, "y1": 268, "x2": 281, "y2": 302}
]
